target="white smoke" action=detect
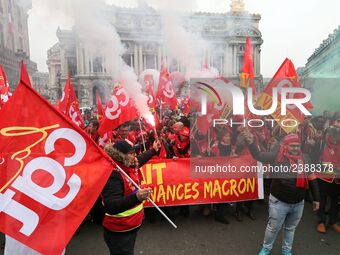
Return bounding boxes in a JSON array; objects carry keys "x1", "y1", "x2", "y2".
[{"x1": 32, "y1": 0, "x2": 149, "y2": 116}]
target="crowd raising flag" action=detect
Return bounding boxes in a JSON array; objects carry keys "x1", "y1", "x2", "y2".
[
  {"x1": 240, "y1": 37, "x2": 255, "y2": 95},
  {"x1": 256, "y1": 58, "x2": 313, "y2": 133},
  {"x1": 156, "y1": 62, "x2": 178, "y2": 110},
  {"x1": 0, "y1": 65, "x2": 12, "y2": 109},
  {"x1": 0, "y1": 64, "x2": 115, "y2": 255},
  {"x1": 98, "y1": 83, "x2": 139, "y2": 136},
  {"x1": 56, "y1": 76, "x2": 84, "y2": 129}
]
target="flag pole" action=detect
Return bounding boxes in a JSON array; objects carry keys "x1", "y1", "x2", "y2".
[
  {"x1": 138, "y1": 118, "x2": 147, "y2": 151},
  {"x1": 115, "y1": 164, "x2": 177, "y2": 229}
]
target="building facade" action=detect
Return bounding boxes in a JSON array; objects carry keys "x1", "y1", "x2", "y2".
[
  {"x1": 304, "y1": 25, "x2": 340, "y2": 78},
  {"x1": 31, "y1": 72, "x2": 50, "y2": 100},
  {"x1": 47, "y1": 0, "x2": 263, "y2": 106},
  {"x1": 0, "y1": 0, "x2": 37, "y2": 89}
]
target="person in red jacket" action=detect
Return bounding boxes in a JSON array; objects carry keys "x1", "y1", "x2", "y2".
[
  {"x1": 102, "y1": 139, "x2": 161, "y2": 255},
  {"x1": 172, "y1": 126, "x2": 190, "y2": 158},
  {"x1": 316, "y1": 125, "x2": 340, "y2": 233}
]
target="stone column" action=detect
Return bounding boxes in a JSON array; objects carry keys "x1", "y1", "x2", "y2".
[
  {"x1": 138, "y1": 44, "x2": 143, "y2": 75},
  {"x1": 158, "y1": 46, "x2": 162, "y2": 69},
  {"x1": 134, "y1": 43, "x2": 138, "y2": 73}
]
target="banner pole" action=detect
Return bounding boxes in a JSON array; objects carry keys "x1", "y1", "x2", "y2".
[
  {"x1": 138, "y1": 118, "x2": 147, "y2": 151},
  {"x1": 115, "y1": 164, "x2": 178, "y2": 229}
]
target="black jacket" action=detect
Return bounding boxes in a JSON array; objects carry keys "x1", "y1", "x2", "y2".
[
  {"x1": 248, "y1": 142, "x2": 320, "y2": 204},
  {"x1": 102, "y1": 147, "x2": 157, "y2": 215}
]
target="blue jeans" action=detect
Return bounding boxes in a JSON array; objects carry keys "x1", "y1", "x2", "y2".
[{"x1": 262, "y1": 194, "x2": 304, "y2": 253}]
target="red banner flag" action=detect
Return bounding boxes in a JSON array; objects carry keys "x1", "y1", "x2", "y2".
[
  {"x1": 56, "y1": 76, "x2": 84, "y2": 129},
  {"x1": 181, "y1": 96, "x2": 190, "y2": 116},
  {"x1": 156, "y1": 63, "x2": 178, "y2": 110},
  {"x1": 240, "y1": 37, "x2": 255, "y2": 93},
  {"x1": 257, "y1": 58, "x2": 313, "y2": 133},
  {"x1": 0, "y1": 80, "x2": 114, "y2": 255},
  {"x1": 0, "y1": 65, "x2": 12, "y2": 109},
  {"x1": 96, "y1": 90, "x2": 104, "y2": 122},
  {"x1": 141, "y1": 156, "x2": 263, "y2": 207},
  {"x1": 20, "y1": 61, "x2": 31, "y2": 87},
  {"x1": 144, "y1": 74, "x2": 156, "y2": 112},
  {"x1": 98, "y1": 83, "x2": 139, "y2": 136}
]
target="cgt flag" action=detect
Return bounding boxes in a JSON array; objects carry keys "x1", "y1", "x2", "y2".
[
  {"x1": 56, "y1": 76, "x2": 84, "y2": 129},
  {"x1": 256, "y1": 58, "x2": 313, "y2": 133},
  {"x1": 0, "y1": 65, "x2": 12, "y2": 109},
  {"x1": 98, "y1": 83, "x2": 139, "y2": 136},
  {"x1": 156, "y1": 63, "x2": 178, "y2": 110},
  {"x1": 0, "y1": 80, "x2": 114, "y2": 255}
]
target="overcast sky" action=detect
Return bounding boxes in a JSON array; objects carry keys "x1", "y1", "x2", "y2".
[{"x1": 28, "y1": 0, "x2": 340, "y2": 77}]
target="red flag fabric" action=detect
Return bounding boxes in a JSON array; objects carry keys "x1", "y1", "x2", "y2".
[
  {"x1": 96, "y1": 90, "x2": 104, "y2": 122},
  {"x1": 20, "y1": 61, "x2": 31, "y2": 87},
  {"x1": 257, "y1": 58, "x2": 313, "y2": 133},
  {"x1": 181, "y1": 96, "x2": 190, "y2": 116},
  {"x1": 98, "y1": 83, "x2": 139, "y2": 136},
  {"x1": 0, "y1": 65, "x2": 12, "y2": 109},
  {"x1": 156, "y1": 63, "x2": 178, "y2": 110},
  {"x1": 240, "y1": 37, "x2": 255, "y2": 94},
  {"x1": 56, "y1": 76, "x2": 84, "y2": 129},
  {"x1": 0, "y1": 80, "x2": 114, "y2": 255},
  {"x1": 144, "y1": 74, "x2": 156, "y2": 111}
]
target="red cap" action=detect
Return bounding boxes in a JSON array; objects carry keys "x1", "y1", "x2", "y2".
[
  {"x1": 179, "y1": 127, "x2": 190, "y2": 137},
  {"x1": 283, "y1": 134, "x2": 300, "y2": 145}
]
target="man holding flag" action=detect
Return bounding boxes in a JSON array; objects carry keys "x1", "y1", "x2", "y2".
[{"x1": 102, "y1": 139, "x2": 161, "y2": 255}]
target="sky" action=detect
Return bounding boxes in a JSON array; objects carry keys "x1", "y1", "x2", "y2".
[{"x1": 28, "y1": 0, "x2": 340, "y2": 77}]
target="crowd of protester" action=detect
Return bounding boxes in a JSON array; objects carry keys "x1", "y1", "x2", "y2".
[{"x1": 78, "y1": 103, "x2": 340, "y2": 255}]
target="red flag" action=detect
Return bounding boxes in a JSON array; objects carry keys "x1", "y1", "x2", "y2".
[
  {"x1": 98, "y1": 83, "x2": 139, "y2": 136},
  {"x1": 181, "y1": 96, "x2": 190, "y2": 116},
  {"x1": 96, "y1": 90, "x2": 104, "y2": 122},
  {"x1": 144, "y1": 74, "x2": 156, "y2": 111},
  {"x1": 0, "y1": 65, "x2": 12, "y2": 109},
  {"x1": 240, "y1": 37, "x2": 255, "y2": 94},
  {"x1": 0, "y1": 80, "x2": 114, "y2": 255},
  {"x1": 157, "y1": 63, "x2": 178, "y2": 110},
  {"x1": 20, "y1": 61, "x2": 31, "y2": 87},
  {"x1": 56, "y1": 76, "x2": 84, "y2": 129},
  {"x1": 257, "y1": 58, "x2": 313, "y2": 133}
]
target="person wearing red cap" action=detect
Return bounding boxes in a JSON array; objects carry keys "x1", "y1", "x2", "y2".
[
  {"x1": 102, "y1": 139, "x2": 161, "y2": 255},
  {"x1": 242, "y1": 132, "x2": 320, "y2": 255},
  {"x1": 172, "y1": 126, "x2": 190, "y2": 158}
]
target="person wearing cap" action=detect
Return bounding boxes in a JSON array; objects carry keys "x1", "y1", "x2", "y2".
[
  {"x1": 242, "y1": 132, "x2": 320, "y2": 255},
  {"x1": 102, "y1": 139, "x2": 161, "y2": 255},
  {"x1": 316, "y1": 125, "x2": 340, "y2": 233},
  {"x1": 172, "y1": 126, "x2": 190, "y2": 158}
]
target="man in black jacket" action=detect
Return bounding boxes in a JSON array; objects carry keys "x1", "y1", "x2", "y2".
[
  {"x1": 242, "y1": 132, "x2": 320, "y2": 255},
  {"x1": 102, "y1": 139, "x2": 161, "y2": 255}
]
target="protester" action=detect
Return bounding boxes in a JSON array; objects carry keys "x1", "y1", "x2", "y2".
[
  {"x1": 102, "y1": 139, "x2": 161, "y2": 255},
  {"x1": 242, "y1": 132, "x2": 320, "y2": 255}
]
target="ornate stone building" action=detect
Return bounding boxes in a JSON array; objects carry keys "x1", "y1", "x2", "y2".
[
  {"x1": 47, "y1": 0, "x2": 263, "y2": 106},
  {"x1": 303, "y1": 26, "x2": 340, "y2": 80},
  {"x1": 31, "y1": 72, "x2": 50, "y2": 100},
  {"x1": 0, "y1": 0, "x2": 37, "y2": 89}
]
